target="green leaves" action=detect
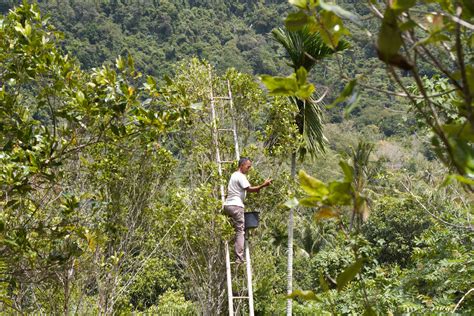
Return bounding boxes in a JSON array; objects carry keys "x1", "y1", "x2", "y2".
[
  {"x1": 336, "y1": 258, "x2": 365, "y2": 291},
  {"x1": 328, "y1": 79, "x2": 359, "y2": 114},
  {"x1": 314, "y1": 206, "x2": 339, "y2": 220},
  {"x1": 377, "y1": 8, "x2": 402, "y2": 60},
  {"x1": 319, "y1": 0, "x2": 360, "y2": 23},
  {"x1": 339, "y1": 160, "x2": 354, "y2": 183},
  {"x1": 296, "y1": 168, "x2": 355, "y2": 222},
  {"x1": 299, "y1": 170, "x2": 329, "y2": 197},
  {"x1": 327, "y1": 181, "x2": 352, "y2": 205},
  {"x1": 285, "y1": 197, "x2": 300, "y2": 209},
  {"x1": 285, "y1": 0, "x2": 353, "y2": 49},
  {"x1": 260, "y1": 74, "x2": 298, "y2": 95},
  {"x1": 289, "y1": 0, "x2": 308, "y2": 9},
  {"x1": 376, "y1": 5, "x2": 414, "y2": 70},
  {"x1": 116, "y1": 55, "x2": 125, "y2": 70},
  {"x1": 14, "y1": 21, "x2": 32, "y2": 39},
  {"x1": 287, "y1": 289, "x2": 320, "y2": 301},
  {"x1": 390, "y1": 0, "x2": 416, "y2": 12},
  {"x1": 285, "y1": 11, "x2": 310, "y2": 31},
  {"x1": 314, "y1": 10, "x2": 350, "y2": 49},
  {"x1": 260, "y1": 67, "x2": 315, "y2": 100},
  {"x1": 0, "y1": 5, "x2": 190, "y2": 308}
]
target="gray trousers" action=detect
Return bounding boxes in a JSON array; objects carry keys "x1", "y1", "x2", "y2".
[{"x1": 223, "y1": 205, "x2": 245, "y2": 262}]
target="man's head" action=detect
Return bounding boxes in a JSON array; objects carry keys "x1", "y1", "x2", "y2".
[{"x1": 238, "y1": 157, "x2": 252, "y2": 174}]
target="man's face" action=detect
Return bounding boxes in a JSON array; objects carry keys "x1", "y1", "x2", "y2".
[{"x1": 240, "y1": 160, "x2": 252, "y2": 174}]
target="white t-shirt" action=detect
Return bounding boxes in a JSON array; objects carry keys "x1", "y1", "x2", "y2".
[{"x1": 224, "y1": 171, "x2": 250, "y2": 208}]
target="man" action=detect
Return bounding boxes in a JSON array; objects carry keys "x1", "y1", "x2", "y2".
[{"x1": 223, "y1": 157, "x2": 272, "y2": 263}]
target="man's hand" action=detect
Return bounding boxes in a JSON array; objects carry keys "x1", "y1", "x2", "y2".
[{"x1": 247, "y1": 179, "x2": 273, "y2": 193}]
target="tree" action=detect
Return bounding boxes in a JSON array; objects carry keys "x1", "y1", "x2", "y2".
[
  {"x1": 0, "y1": 3, "x2": 186, "y2": 313},
  {"x1": 267, "y1": 1, "x2": 474, "y2": 314},
  {"x1": 262, "y1": 26, "x2": 348, "y2": 315},
  {"x1": 278, "y1": 0, "x2": 474, "y2": 190}
]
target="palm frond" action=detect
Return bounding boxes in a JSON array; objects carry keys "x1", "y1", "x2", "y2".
[
  {"x1": 272, "y1": 26, "x2": 349, "y2": 157},
  {"x1": 290, "y1": 96, "x2": 326, "y2": 158},
  {"x1": 303, "y1": 97, "x2": 326, "y2": 156},
  {"x1": 272, "y1": 27, "x2": 349, "y2": 72}
]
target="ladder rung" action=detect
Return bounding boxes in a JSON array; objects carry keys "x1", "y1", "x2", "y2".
[
  {"x1": 233, "y1": 296, "x2": 249, "y2": 299},
  {"x1": 218, "y1": 160, "x2": 234, "y2": 164},
  {"x1": 213, "y1": 97, "x2": 231, "y2": 100},
  {"x1": 218, "y1": 128, "x2": 234, "y2": 132}
]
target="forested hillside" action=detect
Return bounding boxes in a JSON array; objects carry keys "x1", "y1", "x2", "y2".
[
  {"x1": 1, "y1": 0, "x2": 473, "y2": 315},
  {"x1": 12, "y1": 0, "x2": 291, "y2": 77}
]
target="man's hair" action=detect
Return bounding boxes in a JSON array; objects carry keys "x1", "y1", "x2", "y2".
[{"x1": 238, "y1": 157, "x2": 251, "y2": 167}]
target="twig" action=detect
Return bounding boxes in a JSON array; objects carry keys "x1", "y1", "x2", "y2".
[
  {"x1": 358, "y1": 82, "x2": 456, "y2": 99},
  {"x1": 452, "y1": 288, "x2": 474, "y2": 312},
  {"x1": 367, "y1": 2, "x2": 384, "y2": 19},
  {"x1": 401, "y1": 182, "x2": 474, "y2": 231},
  {"x1": 445, "y1": 12, "x2": 474, "y2": 30},
  {"x1": 313, "y1": 86, "x2": 329, "y2": 103},
  {"x1": 454, "y1": 6, "x2": 472, "y2": 123}
]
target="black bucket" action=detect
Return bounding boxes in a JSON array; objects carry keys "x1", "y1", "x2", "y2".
[{"x1": 244, "y1": 212, "x2": 260, "y2": 230}]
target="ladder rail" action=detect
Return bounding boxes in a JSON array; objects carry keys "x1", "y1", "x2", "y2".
[
  {"x1": 245, "y1": 238, "x2": 254, "y2": 316},
  {"x1": 225, "y1": 242, "x2": 234, "y2": 316},
  {"x1": 209, "y1": 68, "x2": 226, "y2": 206},
  {"x1": 227, "y1": 80, "x2": 240, "y2": 162}
]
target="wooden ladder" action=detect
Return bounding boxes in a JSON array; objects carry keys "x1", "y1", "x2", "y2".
[{"x1": 208, "y1": 67, "x2": 254, "y2": 316}]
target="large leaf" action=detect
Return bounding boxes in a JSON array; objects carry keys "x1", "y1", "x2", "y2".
[
  {"x1": 289, "y1": 0, "x2": 308, "y2": 9},
  {"x1": 327, "y1": 181, "x2": 352, "y2": 205},
  {"x1": 287, "y1": 289, "x2": 320, "y2": 301},
  {"x1": 299, "y1": 170, "x2": 329, "y2": 197},
  {"x1": 295, "y1": 67, "x2": 315, "y2": 99},
  {"x1": 314, "y1": 206, "x2": 339, "y2": 220},
  {"x1": 390, "y1": 0, "x2": 416, "y2": 12},
  {"x1": 328, "y1": 79, "x2": 357, "y2": 108},
  {"x1": 339, "y1": 160, "x2": 354, "y2": 182},
  {"x1": 260, "y1": 74, "x2": 298, "y2": 96},
  {"x1": 298, "y1": 196, "x2": 321, "y2": 207},
  {"x1": 444, "y1": 174, "x2": 474, "y2": 186},
  {"x1": 376, "y1": 8, "x2": 413, "y2": 70},
  {"x1": 315, "y1": 10, "x2": 349, "y2": 49},
  {"x1": 319, "y1": 0, "x2": 361, "y2": 24},
  {"x1": 285, "y1": 11, "x2": 310, "y2": 31},
  {"x1": 336, "y1": 258, "x2": 365, "y2": 291},
  {"x1": 296, "y1": 84, "x2": 315, "y2": 100},
  {"x1": 260, "y1": 70, "x2": 314, "y2": 100},
  {"x1": 319, "y1": 272, "x2": 330, "y2": 292},
  {"x1": 377, "y1": 8, "x2": 402, "y2": 59},
  {"x1": 442, "y1": 123, "x2": 474, "y2": 142}
]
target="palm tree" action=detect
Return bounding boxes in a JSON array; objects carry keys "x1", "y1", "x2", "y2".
[
  {"x1": 271, "y1": 26, "x2": 348, "y2": 315},
  {"x1": 272, "y1": 26, "x2": 349, "y2": 173}
]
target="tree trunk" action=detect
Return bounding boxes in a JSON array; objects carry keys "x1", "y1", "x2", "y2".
[{"x1": 287, "y1": 151, "x2": 297, "y2": 315}]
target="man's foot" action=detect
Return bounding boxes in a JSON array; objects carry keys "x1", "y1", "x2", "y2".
[{"x1": 235, "y1": 258, "x2": 245, "y2": 264}]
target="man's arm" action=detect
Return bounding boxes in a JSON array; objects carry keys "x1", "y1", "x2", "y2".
[{"x1": 246, "y1": 179, "x2": 272, "y2": 193}]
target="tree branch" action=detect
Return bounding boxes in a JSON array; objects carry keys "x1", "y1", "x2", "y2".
[
  {"x1": 454, "y1": 6, "x2": 472, "y2": 124},
  {"x1": 452, "y1": 288, "x2": 474, "y2": 312},
  {"x1": 401, "y1": 182, "x2": 474, "y2": 231}
]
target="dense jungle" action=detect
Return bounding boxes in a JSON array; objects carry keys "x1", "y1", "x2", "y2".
[{"x1": 1, "y1": 0, "x2": 473, "y2": 314}]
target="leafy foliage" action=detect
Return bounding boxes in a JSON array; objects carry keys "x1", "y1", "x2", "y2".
[{"x1": 1, "y1": 1, "x2": 473, "y2": 315}]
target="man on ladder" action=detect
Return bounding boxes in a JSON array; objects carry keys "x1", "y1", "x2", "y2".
[{"x1": 223, "y1": 157, "x2": 272, "y2": 263}]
